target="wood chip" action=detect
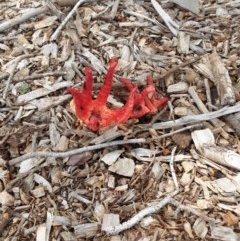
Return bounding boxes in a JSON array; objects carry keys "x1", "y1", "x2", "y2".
[{"x1": 108, "y1": 158, "x2": 135, "y2": 177}]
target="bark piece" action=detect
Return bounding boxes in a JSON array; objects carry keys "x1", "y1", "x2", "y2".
[
  {"x1": 167, "y1": 82, "x2": 189, "y2": 94},
  {"x1": 171, "y1": 0, "x2": 201, "y2": 15},
  {"x1": 209, "y1": 53, "x2": 235, "y2": 106},
  {"x1": 74, "y1": 223, "x2": 99, "y2": 238},
  {"x1": 192, "y1": 128, "x2": 240, "y2": 171},
  {"x1": 108, "y1": 158, "x2": 135, "y2": 177},
  {"x1": 101, "y1": 150, "x2": 124, "y2": 165},
  {"x1": 102, "y1": 214, "x2": 120, "y2": 232},
  {"x1": 194, "y1": 53, "x2": 236, "y2": 106}
]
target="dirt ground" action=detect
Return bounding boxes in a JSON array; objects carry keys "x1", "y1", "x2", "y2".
[{"x1": 1, "y1": 0, "x2": 240, "y2": 240}]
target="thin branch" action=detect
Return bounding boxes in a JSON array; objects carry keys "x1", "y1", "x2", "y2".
[
  {"x1": 9, "y1": 138, "x2": 146, "y2": 166},
  {"x1": 150, "y1": 104, "x2": 240, "y2": 130},
  {"x1": 151, "y1": 0, "x2": 179, "y2": 36},
  {"x1": 0, "y1": 6, "x2": 48, "y2": 32},
  {"x1": 170, "y1": 146, "x2": 179, "y2": 192},
  {"x1": 50, "y1": 0, "x2": 87, "y2": 41},
  {"x1": 152, "y1": 123, "x2": 203, "y2": 140}
]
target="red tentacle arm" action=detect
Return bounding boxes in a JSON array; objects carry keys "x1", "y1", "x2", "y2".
[{"x1": 96, "y1": 58, "x2": 118, "y2": 105}]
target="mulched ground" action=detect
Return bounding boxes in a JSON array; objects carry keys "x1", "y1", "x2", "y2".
[{"x1": 1, "y1": 0, "x2": 240, "y2": 240}]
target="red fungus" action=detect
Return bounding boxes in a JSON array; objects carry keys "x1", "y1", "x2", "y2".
[{"x1": 67, "y1": 58, "x2": 168, "y2": 131}]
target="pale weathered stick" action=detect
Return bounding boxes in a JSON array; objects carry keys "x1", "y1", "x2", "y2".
[
  {"x1": 0, "y1": 6, "x2": 48, "y2": 32},
  {"x1": 50, "y1": 0, "x2": 87, "y2": 41},
  {"x1": 151, "y1": 0, "x2": 179, "y2": 36},
  {"x1": 106, "y1": 0, "x2": 121, "y2": 20},
  {"x1": 9, "y1": 138, "x2": 146, "y2": 165},
  {"x1": 151, "y1": 104, "x2": 240, "y2": 130}
]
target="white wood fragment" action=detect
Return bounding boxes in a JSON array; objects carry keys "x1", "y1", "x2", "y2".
[
  {"x1": 140, "y1": 216, "x2": 156, "y2": 228},
  {"x1": 181, "y1": 161, "x2": 194, "y2": 173},
  {"x1": 174, "y1": 106, "x2": 194, "y2": 116},
  {"x1": 94, "y1": 201, "x2": 105, "y2": 221},
  {"x1": 0, "y1": 190, "x2": 14, "y2": 206},
  {"x1": 203, "y1": 145, "x2": 240, "y2": 171},
  {"x1": 167, "y1": 82, "x2": 189, "y2": 94},
  {"x1": 211, "y1": 226, "x2": 239, "y2": 241},
  {"x1": 177, "y1": 31, "x2": 190, "y2": 54},
  {"x1": 215, "y1": 178, "x2": 237, "y2": 193},
  {"x1": 217, "y1": 203, "x2": 240, "y2": 216},
  {"x1": 193, "y1": 218, "x2": 208, "y2": 238},
  {"x1": 50, "y1": 166, "x2": 61, "y2": 185},
  {"x1": 36, "y1": 225, "x2": 47, "y2": 241},
  {"x1": 34, "y1": 16, "x2": 58, "y2": 29},
  {"x1": 115, "y1": 184, "x2": 128, "y2": 192},
  {"x1": 53, "y1": 136, "x2": 69, "y2": 152},
  {"x1": 31, "y1": 186, "x2": 45, "y2": 198},
  {"x1": 19, "y1": 158, "x2": 44, "y2": 173},
  {"x1": 131, "y1": 148, "x2": 158, "y2": 162},
  {"x1": 151, "y1": 0, "x2": 179, "y2": 36},
  {"x1": 74, "y1": 223, "x2": 99, "y2": 238},
  {"x1": 102, "y1": 214, "x2": 120, "y2": 232},
  {"x1": 171, "y1": 0, "x2": 201, "y2": 15},
  {"x1": 216, "y1": 7, "x2": 229, "y2": 17},
  {"x1": 191, "y1": 129, "x2": 215, "y2": 152},
  {"x1": 41, "y1": 43, "x2": 58, "y2": 58},
  {"x1": 209, "y1": 53, "x2": 236, "y2": 106},
  {"x1": 34, "y1": 173, "x2": 53, "y2": 193},
  {"x1": 195, "y1": 176, "x2": 210, "y2": 200},
  {"x1": 53, "y1": 215, "x2": 72, "y2": 226},
  {"x1": 184, "y1": 221, "x2": 194, "y2": 239},
  {"x1": 197, "y1": 199, "x2": 213, "y2": 209},
  {"x1": 180, "y1": 172, "x2": 191, "y2": 186},
  {"x1": 70, "y1": 191, "x2": 91, "y2": 204},
  {"x1": 151, "y1": 162, "x2": 166, "y2": 181},
  {"x1": 101, "y1": 150, "x2": 124, "y2": 165},
  {"x1": 108, "y1": 175, "x2": 115, "y2": 189},
  {"x1": 45, "y1": 211, "x2": 53, "y2": 241},
  {"x1": 108, "y1": 158, "x2": 135, "y2": 177},
  {"x1": 194, "y1": 53, "x2": 235, "y2": 106}
]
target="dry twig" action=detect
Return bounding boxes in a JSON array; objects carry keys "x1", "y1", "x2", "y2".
[
  {"x1": 9, "y1": 138, "x2": 146, "y2": 165},
  {"x1": 50, "y1": 0, "x2": 87, "y2": 41},
  {"x1": 151, "y1": 104, "x2": 240, "y2": 130}
]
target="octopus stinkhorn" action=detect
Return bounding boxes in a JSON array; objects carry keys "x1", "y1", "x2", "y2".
[{"x1": 67, "y1": 58, "x2": 168, "y2": 131}]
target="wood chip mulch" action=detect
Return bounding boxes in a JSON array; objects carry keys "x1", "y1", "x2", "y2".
[{"x1": 1, "y1": 0, "x2": 240, "y2": 240}]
